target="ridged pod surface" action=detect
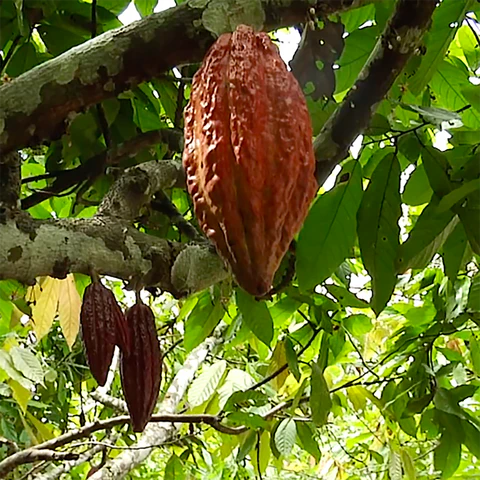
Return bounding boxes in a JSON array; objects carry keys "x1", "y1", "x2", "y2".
[
  {"x1": 121, "y1": 302, "x2": 162, "y2": 432},
  {"x1": 80, "y1": 282, "x2": 126, "y2": 386},
  {"x1": 183, "y1": 24, "x2": 318, "y2": 296}
]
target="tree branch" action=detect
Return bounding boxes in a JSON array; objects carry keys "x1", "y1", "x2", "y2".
[
  {"x1": 0, "y1": 160, "x2": 226, "y2": 295},
  {"x1": 0, "y1": 0, "x2": 373, "y2": 156},
  {"x1": 314, "y1": 0, "x2": 437, "y2": 185}
]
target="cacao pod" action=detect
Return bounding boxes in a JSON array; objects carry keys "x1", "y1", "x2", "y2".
[
  {"x1": 183, "y1": 24, "x2": 318, "y2": 296},
  {"x1": 121, "y1": 301, "x2": 162, "y2": 432},
  {"x1": 80, "y1": 282, "x2": 127, "y2": 386}
]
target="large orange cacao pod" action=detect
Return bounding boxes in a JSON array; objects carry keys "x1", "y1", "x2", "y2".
[
  {"x1": 121, "y1": 301, "x2": 162, "y2": 432},
  {"x1": 183, "y1": 24, "x2": 318, "y2": 296},
  {"x1": 80, "y1": 282, "x2": 128, "y2": 386}
]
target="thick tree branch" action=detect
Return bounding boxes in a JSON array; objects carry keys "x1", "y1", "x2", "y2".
[
  {"x1": 0, "y1": 0, "x2": 372, "y2": 156},
  {"x1": 0, "y1": 160, "x2": 226, "y2": 295},
  {"x1": 314, "y1": 0, "x2": 437, "y2": 184}
]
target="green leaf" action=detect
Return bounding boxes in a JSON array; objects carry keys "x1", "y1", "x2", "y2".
[
  {"x1": 164, "y1": 453, "x2": 185, "y2": 480},
  {"x1": 224, "y1": 390, "x2": 269, "y2": 412},
  {"x1": 134, "y1": 0, "x2": 156, "y2": 16},
  {"x1": 438, "y1": 179, "x2": 480, "y2": 212},
  {"x1": 434, "y1": 432, "x2": 461, "y2": 479},
  {"x1": 218, "y1": 369, "x2": 256, "y2": 409},
  {"x1": 467, "y1": 274, "x2": 480, "y2": 312},
  {"x1": 237, "y1": 430, "x2": 257, "y2": 461},
  {"x1": 335, "y1": 26, "x2": 379, "y2": 95},
  {"x1": 458, "y1": 205, "x2": 480, "y2": 255},
  {"x1": 343, "y1": 314, "x2": 373, "y2": 337},
  {"x1": 188, "y1": 360, "x2": 227, "y2": 407},
  {"x1": 462, "y1": 419, "x2": 480, "y2": 459},
  {"x1": 184, "y1": 292, "x2": 224, "y2": 352},
  {"x1": 297, "y1": 160, "x2": 363, "y2": 290},
  {"x1": 469, "y1": 334, "x2": 480, "y2": 376},
  {"x1": 430, "y1": 60, "x2": 480, "y2": 129},
  {"x1": 236, "y1": 290, "x2": 273, "y2": 347},
  {"x1": 284, "y1": 337, "x2": 301, "y2": 382},
  {"x1": 325, "y1": 284, "x2": 369, "y2": 309},
  {"x1": 422, "y1": 147, "x2": 452, "y2": 198},
  {"x1": 442, "y1": 222, "x2": 468, "y2": 282},
  {"x1": 310, "y1": 363, "x2": 332, "y2": 426},
  {"x1": 274, "y1": 419, "x2": 296, "y2": 457},
  {"x1": 8, "y1": 379, "x2": 31, "y2": 414},
  {"x1": 296, "y1": 421, "x2": 321, "y2": 462},
  {"x1": 396, "y1": 200, "x2": 457, "y2": 273},
  {"x1": 399, "y1": 104, "x2": 462, "y2": 129},
  {"x1": 227, "y1": 412, "x2": 269, "y2": 430},
  {"x1": 152, "y1": 79, "x2": 178, "y2": 124},
  {"x1": 10, "y1": 347, "x2": 44, "y2": 385},
  {"x1": 402, "y1": 164, "x2": 433, "y2": 206},
  {"x1": 357, "y1": 153, "x2": 401, "y2": 314},
  {"x1": 409, "y1": 0, "x2": 470, "y2": 95}
]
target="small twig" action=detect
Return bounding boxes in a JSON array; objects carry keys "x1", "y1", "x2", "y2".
[
  {"x1": 151, "y1": 191, "x2": 204, "y2": 242},
  {"x1": 174, "y1": 67, "x2": 187, "y2": 129},
  {"x1": 247, "y1": 319, "x2": 322, "y2": 392}
]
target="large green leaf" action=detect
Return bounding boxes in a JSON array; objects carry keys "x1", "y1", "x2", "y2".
[
  {"x1": 442, "y1": 222, "x2": 469, "y2": 282},
  {"x1": 297, "y1": 161, "x2": 363, "y2": 290},
  {"x1": 184, "y1": 292, "x2": 224, "y2": 352},
  {"x1": 457, "y1": 205, "x2": 480, "y2": 255},
  {"x1": 357, "y1": 153, "x2": 401, "y2": 315},
  {"x1": 274, "y1": 419, "x2": 296, "y2": 457},
  {"x1": 409, "y1": 0, "x2": 470, "y2": 95},
  {"x1": 296, "y1": 421, "x2": 321, "y2": 462},
  {"x1": 236, "y1": 290, "x2": 273, "y2": 346},
  {"x1": 310, "y1": 363, "x2": 332, "y2": 426},
  {"x1": 430, "y1": 59, "x2": 480, "y2": 129},
  {"x1": 335, "y1": 25, "x2": 379, "y2": 95},
  {"x1": 188, "y1": 360, "x2": 227, "y2": 407},
  {"x1": 402, "y1": 163, "x2": 433, "y2": 206}
]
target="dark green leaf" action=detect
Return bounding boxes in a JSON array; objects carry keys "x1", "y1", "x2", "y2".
[
  {"x1": 325, "y1": 284, "x2": 369, "y2": 309},
  {"x1": 134, "y1": 0, "x2": 157, "y2": 17},
  {"x1": 467, "y1": 274, "x2": 480, "y2": 312},
  {"x1": 402, "y1": 163, "x2": 433, "y2": 206},
  {"x1": 164, "y1": 454, "x2": 185, "y2": 480},
  {"x1": 434, "y1": 432, "x2": 461, "y2": 479},
  {"x1": 409, "y1": 0, "x2": 470, "y2": 95},
  {"x1": 284, "y1": 337, "x2": 301, "y2": 382},
  {"x1": 184, "y1": 292, "x2": 224, "y2": 352},
  {"x1": 297, "y1": 160, "x2": 363, "y2": 290},
  {"x1": 357, "y1": 153, "x2": 401, "y2": 314},
  {"x1": 310, "y1": 363, "x2": 332, "y2": 426},
  {"x1": 236, "y1": 290, "x2": 273, "y2": 346},
  {"x1": 442, "y1": 222, "x2": 469, "y2": 282},
  {"x1": 296, "y1": 421, "x2": 321, "y2": 462}
]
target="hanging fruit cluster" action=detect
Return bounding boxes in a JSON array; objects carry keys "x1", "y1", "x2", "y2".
[
  {"x1": 183, "y1": 24, "x2": 318, "y2": 296},
  {"x1": 80, "y1": 282, "x2": 162, "y2": 432}
]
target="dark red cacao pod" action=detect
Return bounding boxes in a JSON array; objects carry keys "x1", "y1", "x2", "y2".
[
  {"x1": 121, "y1": 301, "x2": 162, "y2": 432},
  {"x1": 183, "y1": 24, "x2": 318, "y2": 296},
  {"x1": 80, "y1": 282, "x2": 127, "y2": 386}
]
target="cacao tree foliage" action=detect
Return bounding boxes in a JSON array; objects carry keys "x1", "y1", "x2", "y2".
[{"x1": 0, "y1": 0, "x2": 479, "y2": 479}]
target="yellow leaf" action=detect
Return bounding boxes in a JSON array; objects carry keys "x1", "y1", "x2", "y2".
[
  {"x1": 26, "y1": 411, "x2": 54, "y2": 443},
  {"x1": 30, "y1": 277, "x2": 60, "y2": 341},
  {"x1": 266, "y1": 341, "x2": 288, "y2": 391},
  {"x1": 9, "y1": 379, "x2": 31, "y2": 413},
  {"x1": 57, "y1": 274, "x2": 81, "y2": 348},
  {"x1": 2, "y1": 336, "x2": 19, "y2": 352}
]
